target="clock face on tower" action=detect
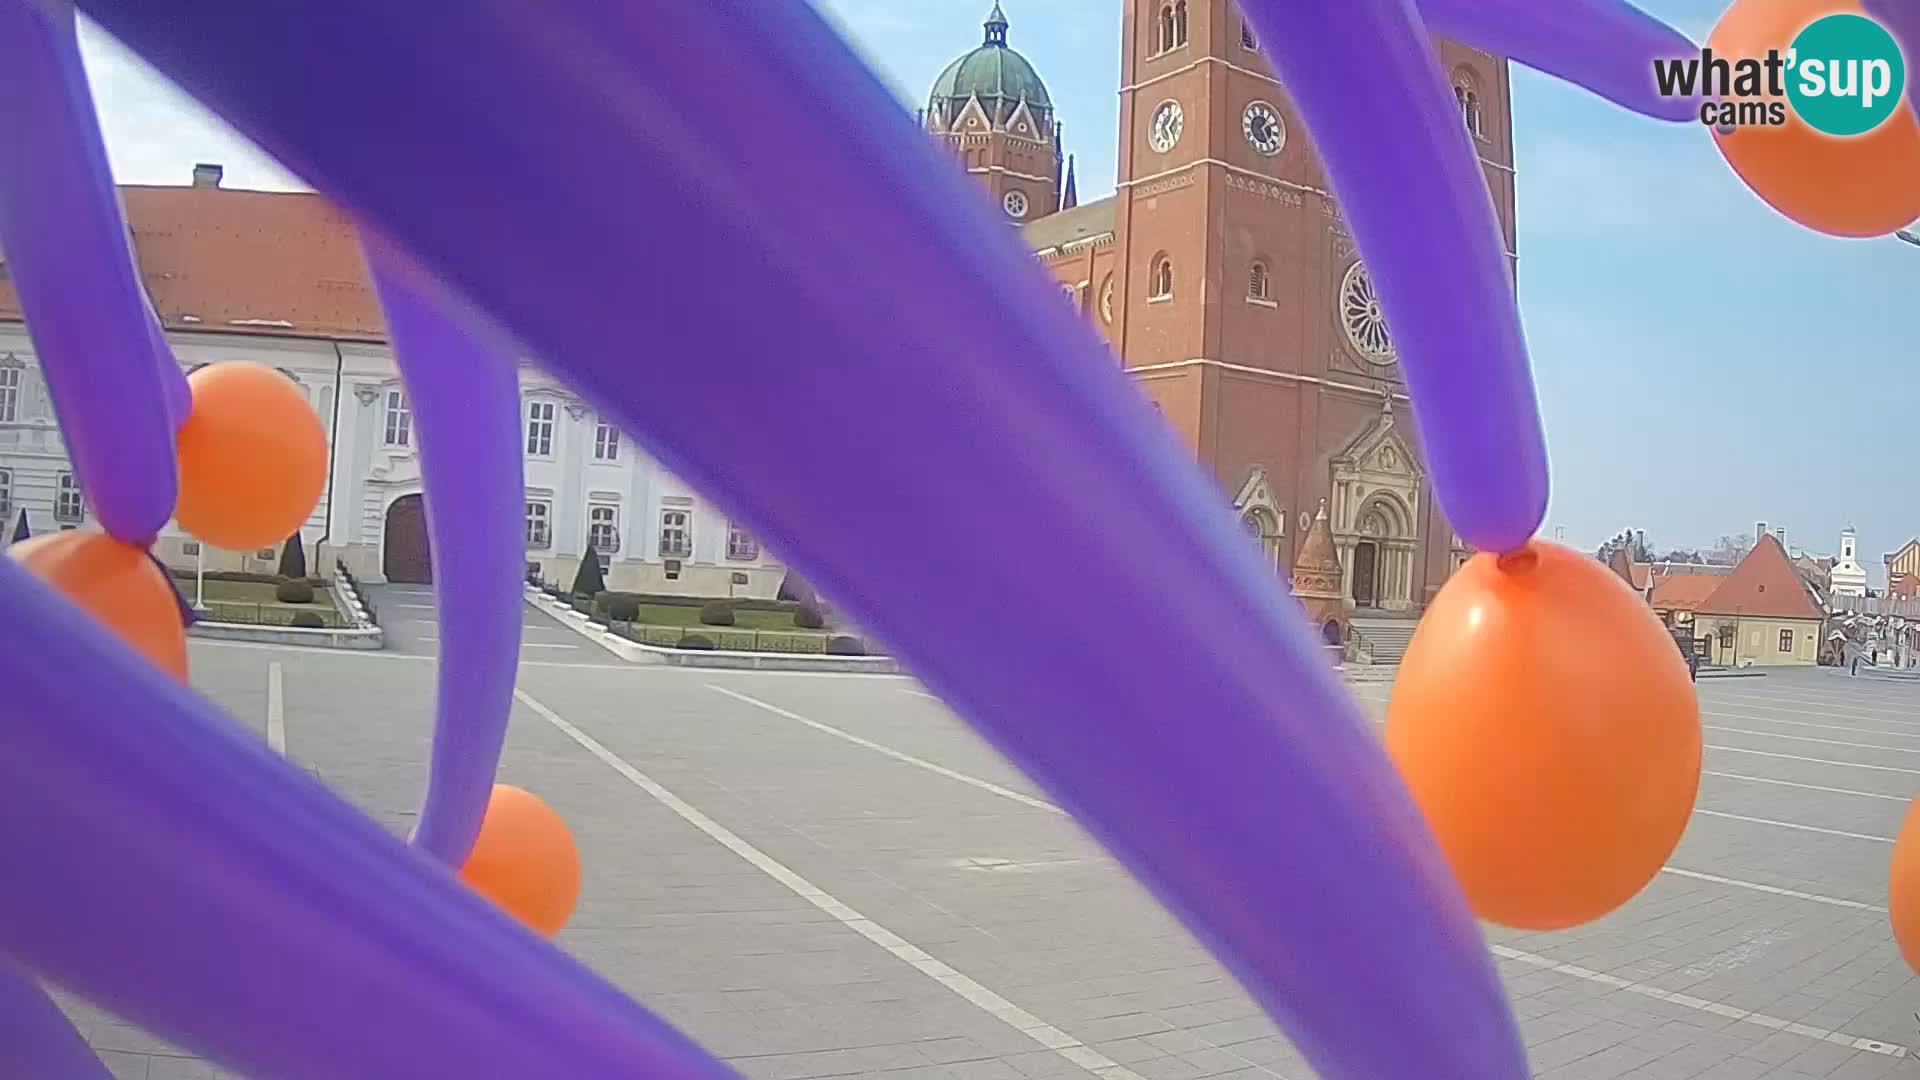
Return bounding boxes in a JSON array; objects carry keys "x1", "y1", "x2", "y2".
[
  {"x1": 1149, "y1": 100, "x2": 1184, "y2": 153},
  {"x1": 1003, "y1": 190, "x2": 1029, "y2": 219},
  {"x1": 1243, "y1": 101, "x2": 1286, "y2": 156}
]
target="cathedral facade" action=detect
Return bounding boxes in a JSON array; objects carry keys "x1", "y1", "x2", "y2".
[{"x1": 927, "y1": 3, "x2": 1518, "y2": 619}]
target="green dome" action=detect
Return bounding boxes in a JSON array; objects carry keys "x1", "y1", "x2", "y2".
[{"x1": 928, "y1": 5, "x2": 1053, "y2": 122}]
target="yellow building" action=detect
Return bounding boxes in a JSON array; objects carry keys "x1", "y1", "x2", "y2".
[{"x1": 1693, "y1": 533, "x2": 1825, "y2": 667}]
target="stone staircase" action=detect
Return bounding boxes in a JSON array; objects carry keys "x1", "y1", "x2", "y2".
[{"x1": 1349, "y1": 613, "x2": 1420, "y2": 665}]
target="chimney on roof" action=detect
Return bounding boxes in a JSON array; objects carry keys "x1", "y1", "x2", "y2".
[
  {"x1": 191, "y1": 163, "x2": 224, "y2": 189},
  {"x1": 1756, "y1": 521, "x2": 1768, "y2": 542},
  {"x1": 1775, "y1": 526, "x2": 1786, "y2": 546}
]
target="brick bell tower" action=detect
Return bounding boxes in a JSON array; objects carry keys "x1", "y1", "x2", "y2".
[
  {"x1": 923, "y1": 4, "x2": 1066, "y2": 226},
  {"x1": 1110, "y1": 0, "x2": 1516, "y2": 611}
]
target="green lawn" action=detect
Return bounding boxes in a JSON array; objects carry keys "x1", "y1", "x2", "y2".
[
  {"x1": 173, "y1": 577, "x2": 343, "y2": 627},
  {"x1": 632, "y1": 603, "x2": 809, "y2": 631}
]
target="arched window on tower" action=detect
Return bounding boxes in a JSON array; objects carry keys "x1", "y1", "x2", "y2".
[
  {"x1": 1248, "y1": 261, "x2": 1271, "y2": 302},
  {"x1": 1174, "y1": 1, "x2": 1189, "y2": 47},
  {"x1": 1149, "y1": 254, "x2": 1174, "y2": 300},
  {"x1": 1157, "y1": 4, "x2": 1176, "y2": 53},
  {"x1": 1453, "y1": 72, "x2": 1484, "y2": 138}
]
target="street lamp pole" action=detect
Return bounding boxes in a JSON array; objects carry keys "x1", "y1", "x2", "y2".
[{"x1": 195, "y1": 542, "x2": 205, "y2": 609}]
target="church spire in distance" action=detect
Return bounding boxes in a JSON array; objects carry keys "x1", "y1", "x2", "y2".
[
  {"x1": 984, "y1": 2, "x2": 1009, "y2": 46},
  {"x1": 1060, "y1": 155, "x2": 1078, "y2": 211}
]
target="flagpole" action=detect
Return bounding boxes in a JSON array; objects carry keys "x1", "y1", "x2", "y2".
[{"x1": 195, "y1": 542, "x2": 205, "y2": 609}]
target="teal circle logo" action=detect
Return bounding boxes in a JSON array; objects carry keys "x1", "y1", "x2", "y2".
[{"x1": 1786, "y1": 13, "x2": 1906, "y2": 137}]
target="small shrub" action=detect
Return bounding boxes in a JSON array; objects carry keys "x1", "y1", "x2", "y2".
[
  {"x1": 794, "y1": 604, "x2": 825, "y2": 630},
  {"x1": 288, "y1": 611, "x2": 326, "y2": 629},
  {"x1": 699, "y1": 601, "x2": 736, "y2": 626},
  {"x1": 569, "y1": 596, "x2": 593, "y2": 614},
  {"x1": 603, "y1": 595, "x2": 642, "y2": 622},
  {"x1": 276, "y1": 535, "x2": 308, "y2": 579},
  {"x1": 275, "y1": 579, "x2": 316, "y2": 604},
  {"x1": 570, "y1": 551, "x2": 607, "y2": 598},
  {"x1": 826, "y1": 635, "x2": 866, "y2": 657},
  {"x1": 678, "y1": 634, "x2": 716, "y2": 651}
]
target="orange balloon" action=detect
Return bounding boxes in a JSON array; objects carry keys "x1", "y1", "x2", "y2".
[
  {"x1": 1890, "y1": 798, "x2": 1920, "y2": 972},
  {"x1": 458, "y1": 785, "x2": 582, "y2": 937},
  {"x1": 1708, "y1": 0, "x2": 1920, "y2": 237},
  {"x1": 1385, "y1": 541, "x2": 1701, "y2": 930},
  {"x1": 10, "y1": 532, "x2": 187, "y2": 681},
  {"x1": 175, "y1": 362, "x2": 327, "y2": 551}
]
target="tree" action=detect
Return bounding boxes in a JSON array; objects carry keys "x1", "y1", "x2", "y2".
[
  {"x1": 276, "y1": 533, "x2": 307, "y2": 579},
  {"x1": 9, "y1": 510, "x2": 28, "y2": 544},
  {"x1": 1596, "y1": 528, "x2": 1652, "y2": 564},
  {"x1": 570, "y1": 548, "x2": 607, "y2": 598},
  {"x1": 1709, "y1": 533, "x2": 1753, "y2": 566}
]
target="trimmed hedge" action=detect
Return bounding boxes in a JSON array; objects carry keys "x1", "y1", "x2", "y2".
[
  {"x1": 678, "y1": 634, "x2": 716, "y2": 651},
  {"x1": 170, "y1": 570, "x2": 324, "y2": 587},
  {"x1": 595, "y1": 590, "x2": 800, "y2": 614},
  {"x1": 793, "y1": 604, "x2": 825, "y2": 630},
  {"x1": 289, "y1": 612, "x2": 326, "y2": 629},
  {"x1": 698, "y1": 601, "x2": 736, "y2": 626},
  {"x1": 274, "y1": 579, "x2": 316, "y2": 604},
  {"x1": 826, "y1": 635, "x2": 866, "y2": 657},
  {"x1": 602, "y1": 595, "x2": 642, "y2": 622}
]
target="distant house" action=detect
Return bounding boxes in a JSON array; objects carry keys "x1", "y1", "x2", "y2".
[
  {"x1": 1886, "y1": 538, "x2": 1920, "y2": 599},
  {"x1": 1650, "y1": 567, "x2": 1727, "y2": 636},
  {"x1": 1692, "y1": 533, "x2": 1825, "y2": 667}
]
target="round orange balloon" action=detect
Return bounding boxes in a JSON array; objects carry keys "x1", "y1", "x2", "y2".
[
  {"x1": 1385, "y1": 541, "x2": 1701, "y2": 930},
  {"x1": 174, "y1": 362, "x2": 327, "y2": 551},
  {"x1": 1709, "y1": 0, "x2": 1920, "y2": 237},
  {"x1": 10, "y1": 532, "x2": 187, "y2": 681},
  {"x1": 1889, "y1": 798, "x2": 1920, "y2": 972},
  {"x1": 458, "y1": 785, "x2": 582, "y2": 937}
]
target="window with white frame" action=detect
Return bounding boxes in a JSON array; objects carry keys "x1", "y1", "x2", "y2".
[
  {"x1": 525, "y1": 500, "x2": 551, "y2": 548},
  {"x1": 658, "y1": 509, "x2": 691, "y2": 559},
  {"x1": 54, "y1": 472, "x2": 82, "y2": 522},
  {"x1": 526, "y1": 400, "x2": 555, "y2": 456},
  {"x1": 383, "y1": 389, "x2": 411, "y2": 447},
  {"x1": 0, "y1": 362, "x2": 20, "y2": 423},
  {"x1": 593, "y1": 418, "x2": 619, "y2": 462},
  {"x1": 0, "y1": 468, "x2": 11, "y2": 517},
  {"x1": 726, "y1": 521, "x2": 760, "y2": 561},
  {"x1": 588, "y1": 504, "x2": 619, "y2": 566}
]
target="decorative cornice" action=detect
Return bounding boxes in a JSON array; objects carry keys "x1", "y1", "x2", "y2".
[{"x1": 1130, "y1": 358, "x2": 1411, "y2": 403}]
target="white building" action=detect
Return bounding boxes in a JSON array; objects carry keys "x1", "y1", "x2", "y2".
[
  {"x1": 1831, "y1": 527, "x2": 1869, "y2": 598},
  {"x1": 0, "y1": 171, "x2": 785, "y2": 598}
]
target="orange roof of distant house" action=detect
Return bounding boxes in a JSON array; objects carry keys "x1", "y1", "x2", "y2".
[
  {"x1": 1697, "y1": 533, "x2": 1825, "y2": 620},
  {"x1": 1630, "y1": 562, "x2": 1652, "y2": 591},
  {"x1": 0, "y1": 182, "x2": 385, "y2": 341},
  {"x1": 1651, "y1": 570, "x2": 1724, "y2": 612}
]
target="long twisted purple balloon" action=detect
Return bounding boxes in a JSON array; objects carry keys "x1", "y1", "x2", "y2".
[
  {"x1": 366, "y1": 244, "x2": 525, "y2": 868},
  {"x1": 0, "y1": 1, "x2": 176, "y2": 542}
]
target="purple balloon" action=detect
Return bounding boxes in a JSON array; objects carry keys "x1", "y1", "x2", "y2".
[
  {"x1": 365, "y1": 243, "x2": 525, "y2": 867},
  {"x1": 148, "y1": 309, "x2": 192, "y2": 433},
  {"x1": 1419, "y1": 0, "x2": 1702, "y2": 121},
  {"x1": 0, "y1": 557, "x2": 734, "y2": 1079},
  {"x1": 70, "y1": 3, "x2": 1526, "y2": 1076},
  {"x1": 0, "y1": 2, "x2": 177, "y2": 544},
  {"x1": 0, "y1": 954, "x2": 109, "y2": 1079},
  {"x1": 1244, "y1": 0, "x2": 1549, "y2": 551},
  {"x1": 1863, "y1": 0, "x2": 1920, "y2": 113}
]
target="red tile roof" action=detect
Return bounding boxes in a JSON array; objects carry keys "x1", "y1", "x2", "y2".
[
  {"x1": 0, "y1": 184, "x2": 384, "y2": 341},
  {"x1": 1697, "y1": 533, "x2": 1825, "y2": 620},
  {"x1": 1650, "y1": 569, "x2": 1724, "y2": 612},
  {"x1": 1629, "y1": 562, "x2": 1652, "y2": 591}
]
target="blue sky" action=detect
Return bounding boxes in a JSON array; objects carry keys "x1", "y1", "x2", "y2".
[{"x1": 78, "y1": 4, "x2": 1914, "y2": 574}]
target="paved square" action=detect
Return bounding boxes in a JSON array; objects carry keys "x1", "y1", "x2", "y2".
[{"x1": 54, "y1": 613, "x2": 1920, "y2": 1078}]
